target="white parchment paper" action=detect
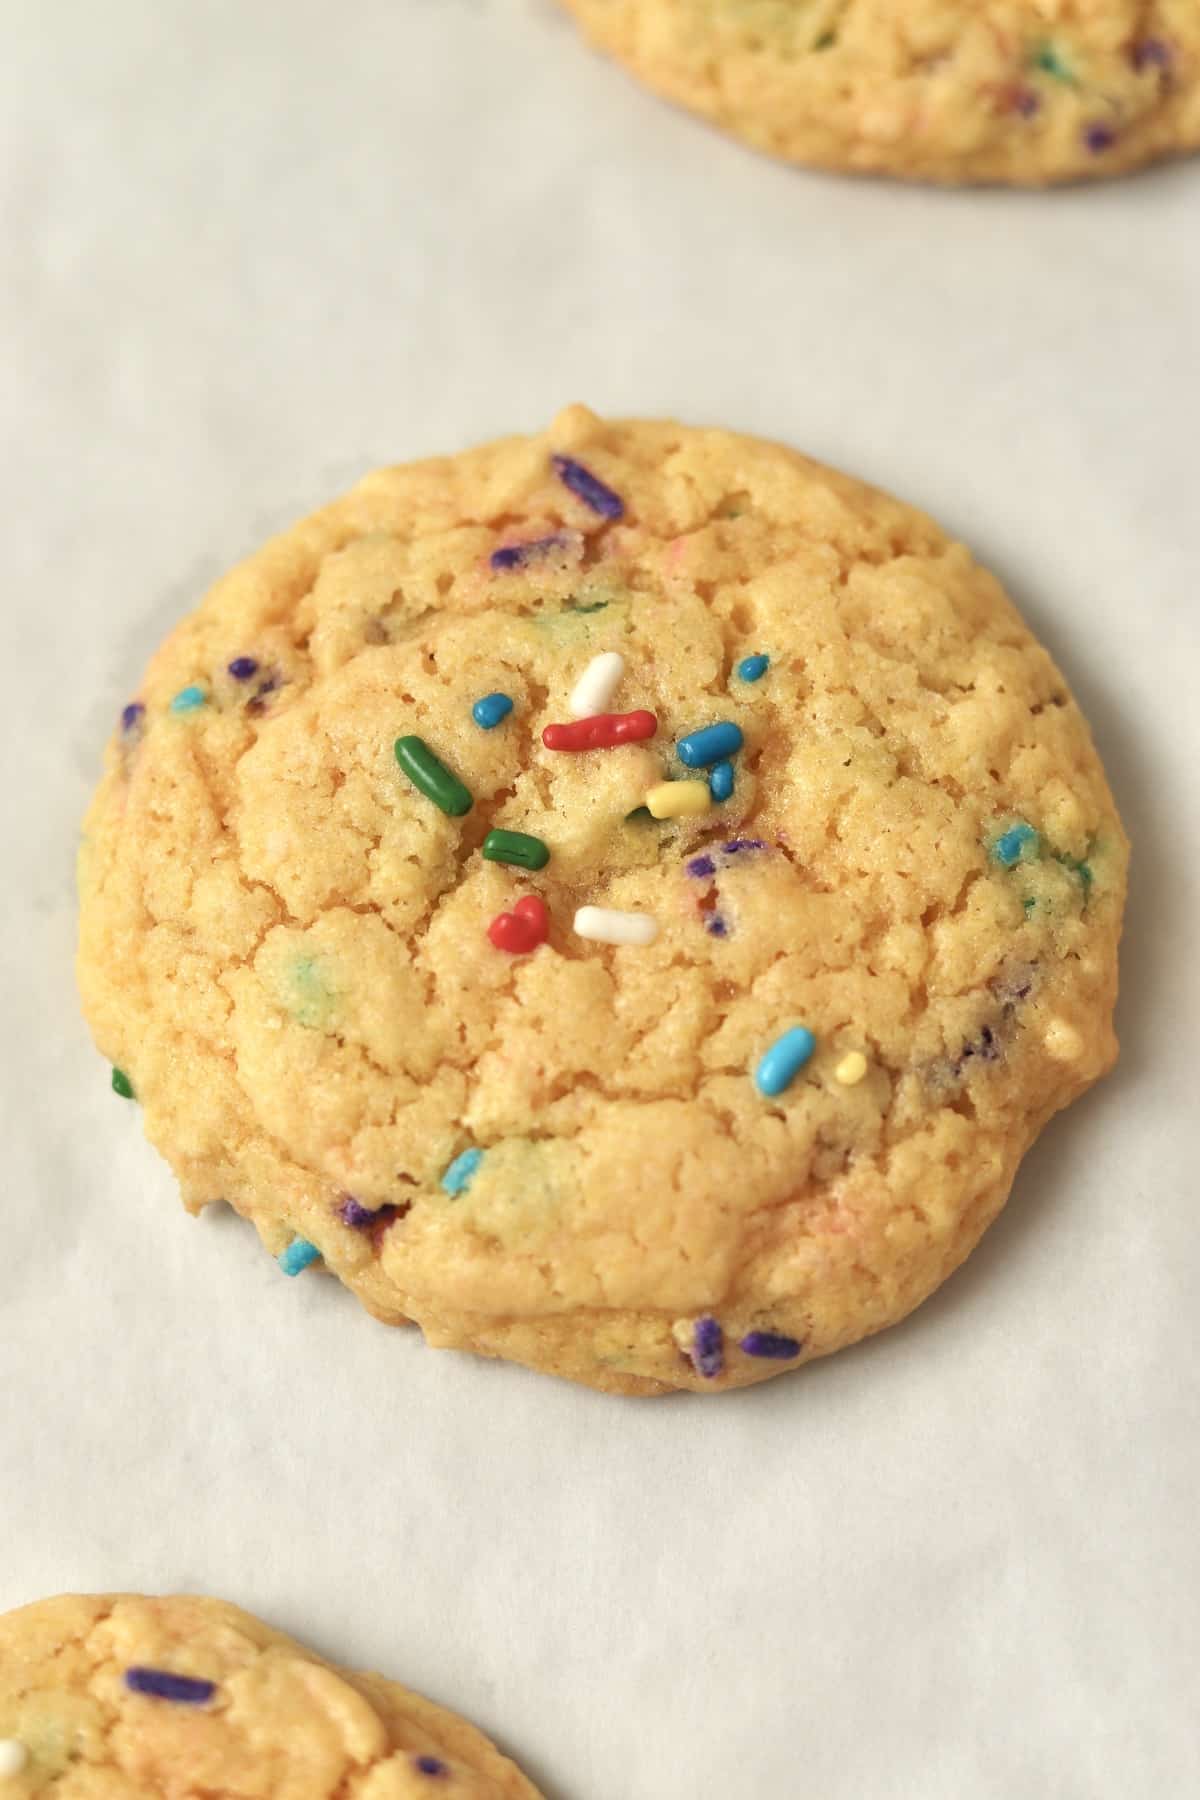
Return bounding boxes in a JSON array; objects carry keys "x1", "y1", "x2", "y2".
[{"x1": 2, "y1": 3, "x2": 1198, "y2": 1795}]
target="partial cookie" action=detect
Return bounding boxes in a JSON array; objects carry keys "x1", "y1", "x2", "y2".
[
  {"x1": 78, "y1": 406, "x2": 1127, "y2": 1395},
  {"x1": 0, "y1": 1594, "x2": 539, "y2": 1797},
  {"x1": 556, "y1": 1, "x2": 1200, "y2": 185}
]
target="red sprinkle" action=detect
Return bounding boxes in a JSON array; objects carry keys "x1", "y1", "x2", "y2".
[
  {"x1": 487, "y1": 894, "x2": 549, "y2": 954},
  {"x1": 542, "y1": 710, "x2": 656, "y2": 752}
]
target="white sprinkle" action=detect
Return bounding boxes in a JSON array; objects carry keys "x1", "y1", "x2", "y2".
[
  {"x1": 573, "y1": 905, "x2": 658, "y2": 947},
  {"x1": 0, "y1": 1742, "x2": 28, "y2": 1779},
  {"x1": 568, "y1": 651, "x2": 625, "y2": 719}
]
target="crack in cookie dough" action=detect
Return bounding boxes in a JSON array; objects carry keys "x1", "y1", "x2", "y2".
[
  {"x1": 556, "y1": 0, "x2": 1200, "y2": 184},
  {"x1": 0, "y1": 1595, "x2": 538, "y2": 1797},
  {"x1": 77, "y1": 407, "x2": 1127, "y2": 1394}
]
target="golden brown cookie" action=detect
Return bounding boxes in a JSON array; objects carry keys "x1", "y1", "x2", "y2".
[
  {"x1": 77, "y1": 406, "x2": 1127, "y2": 1394},
  {"x1": 0, "y1": 1594, "x2": 539, "y2": 1797},
  {"x1": 556, "y1": 1, "x2": 1200, "y2": 184}
]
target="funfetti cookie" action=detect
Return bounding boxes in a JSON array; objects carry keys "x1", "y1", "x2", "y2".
[
  {"x1": 0, "y1": 1594, "x2": 540, "y2": 1796},
  {"x1": 556, "y1": 1, "x2": 1200, "y2": 185},
  {"x1": 78, "y1": 406, "x2": 1127, "y2": 1395}
]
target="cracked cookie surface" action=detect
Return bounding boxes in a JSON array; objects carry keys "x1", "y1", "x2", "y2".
[
  {"x1": 0, "y1": 1594, "x2": 539, "y2": 1797},
  {"x1": 77, "y1": 406, "x2": 1127, "y2": 1395},
  {"x1": 556, "y1": 1, "x2": 1200, "y2": 184}
]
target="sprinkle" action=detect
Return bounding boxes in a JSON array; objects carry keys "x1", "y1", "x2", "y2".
[
  {"x1": 677, "y1": 722, "x2": 744, "y2": 769},
  {"x1": 490, "y1": 533, "x2": 570, "y2": 571},
  {"x1": 740, "y1": 1331, "x2": 802, "y2": 1360},
  {"x1": 755, "y1": 1026, "x2": 816, "y2": 1098},
  {"x1": 723, "y1": 838, "x2": 765, "y2": 854},
  {"x1": 414, "y1": 1757, "x2": 448, "y2": 1778},
  {"x1": 692, "y1": 1316, "x2": 724, "y2": 1379},
  {"x1": 339, "y1": 1196, "x2": 393, "y2": 1229},
  {"x1": 487, "y1": 893, "x2": 549, "y2": 954},
  {"x1": 574, "y1": 905, "x2": 658, "y2": 947},
  {"x1": 835, "y1": 1051, "x2": 868, "y2": 1087},
  {"x1": 551, "y1": 454, "x2": 623, "y2": 520},
  {"x1": 706, "y1": 916, "x2": 728, "y2": 938},
  {"x1": 442, "y1": 1149, "x2": 483, "y2": 1196},
  {"x1": 227, "y1": 656, "x2": 259, "y2": 681},
  {"x1": 564, "y1": 599, "x2": 609, "y2": 615},
  {"x1": 394, "y1": 736, "x2": 473, "y2": 817},
  {"x1": 645, "y1": 780, "x2": 710, "y2": 820},
  {"x1": 569, "y1": 651, "x2": 625, "y2": 719},
  {"x1": 1132, "y1": 38, "x2": 1172, "y2": 72},
  {"x1": 736, "y1": 653, "x2": 769, "y2": 683},
  {"x1": 1084, "y1": 121, "x2": 1117, "y2": 153},
  {"x1": 472, "y1": 692, "x2": 513, "y2": 730},
  {"x1": 482, "y1": 828, "x2": 550, "y2": 871},
  {"x1": 709, "y1": 761, "x2": 735, "y2": 803},
  {"x1": 542, "y1": 710, "x2": 656, "y2": 752},
  {"x1": 278, "y1": 1236, "x2": 320, "y2": 1277},
  {"x1": 124, "y1": 1668, "x2": 216, "y2": 1705},
  {"x1": 991, "y1": 822, "x2": 1039, "y2": 868},
  {"x1": 121, "y1": 701, "x2": 145, "y2": 733},
  {"x1": 1032, "y1": 43, "x2": 1074, "y2": 83},
  {"x1": 686, "y1": 855, "x2": 716, "y2": 879},
  {"x1": 0, "y1": 1742, "x2": 28, "y2": 1778},
  {"x1": 169, "y1": 684, "x2": 206, "y2": 713},
  {"x1": 111, "y1": 1067, "x2": 135, "y2": 1100}
]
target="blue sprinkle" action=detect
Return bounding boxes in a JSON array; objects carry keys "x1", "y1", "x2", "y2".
[
  {"x1": 121, "y1": 701, "x2": 145, "y2": 733},
  {"x1": 414, "y1": 1756, "x2": 448, "y2": 1778},
  {"x1": 709, "y1": 760, "x2": 735, "y2": 803},
  {"x1": 739, "y1": 1331, "x2": 802, "y2": 1360},
  {"x1": 991, "y1": 822, "x2": 1039, "y2": 868},
  {"x1": 125, "y1": 1668, "x2": 216, "y2": 1705},
  {"x1": 551, "y1": 454, "x2": 624, "y2": 520},
  {"x1": 736, "y1": 653, "x2": 769, "y2": 683},
  {"x1": 754, "y1": 1026, "x2": 816, "y2": 1098},
  {"x1": 692, "y1": 1316, "x2": 724, "y2": 1379},
  {"x1": 169, "y1": 684, "x2": 206, "y2": 714},
  {"x1": 441, "y1": 1148, "x2": 483, "y2": 1196},
  {"x1": 472, "y1": 691, "x2": 514, "y2": 730},
  {"x1": 677, "y1": 722, "x2": 744, "y2": 769},
  {"x1": 706, "y1": 915, "x2": 728, "y2": 938},
  {"x1": 228, "y1": 656, "x2": 259, "y2": 681},
  {"x1": 278, "y1": 1236, "x2": 321, "y2": 1277},
  {"x1": 686, "y1": 855, "x2": 716, "y2": 879}
]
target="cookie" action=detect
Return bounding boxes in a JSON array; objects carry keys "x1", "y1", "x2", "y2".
[
  {"x1": 555, "y1": 1, "x2": 1200, "y2": 184},
  {"x1": 0, "y1": 1594, "x2": 539, "y2": 1797},
  {"x1": 77, "y1": 405, "x2": 1127, "y2": 1395}
]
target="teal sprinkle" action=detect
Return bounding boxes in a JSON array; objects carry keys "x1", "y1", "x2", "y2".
[
  {"x1": 1032, "y1": 43, "x2": 1075, "y2": 83},
  {"x1": 736, "y1": 653, "x2": 770, "y2": 683},
  {"x1": 441, "y1": 1148, "x2": 483, "y2": 1196},
  {"x1": 169, "y1": 684, "x2": 206, "y2": 713},
  {"x1": 1055, "y1": 852, "x2": 1093, "y2": 890},
  {"x1": 991, "y1": 823, "x2": 1039, "y2": 868},
  {"x1": 564, "y1": 600, "x2": 609, "y2": 615},
  {"x1": 278, "y1": 1236, "x2": 320, "y2": 1277}
]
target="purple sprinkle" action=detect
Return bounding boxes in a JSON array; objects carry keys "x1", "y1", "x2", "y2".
[
  {"x1": 706, "y1": 916, "x2": 728, "y2": 938},
  {"x1": 1131, "y1": 38, "x2": 1172, "y2": 72},
  {"x1": 686, "y1": 855, "x2": 717, "y2": 879},
  {"x1": 551, "y1": 454, "x2": 624, "y2": 520},
  {"x1": 490, "y1": 533, "x2": 569, "y2": 571},
  {"x1": 121, "y1": 701, "x2": 145, "y2": 733},
  {"x1": 1084, "y1": 122, "x2": 1117, "y2": 153},
  {"x1": 228, "y1": 656, "x2": 259, "y2": 681},
  {"x1": 739, "y1": 1331, "x2": 802, "y2": 1360},
  {"x1": 125, "y1": 1668, "x2": 216, "y2": 1705},
  {"x1": 722, "y1": 838, "x2": 765, "y2": 855},
  {"x1": 692, "y1": 1315, "x2": 724, "y2": 1379},
  {"x1": 414, "y1": 1756, "x2": 448, "y2": 1778},
  {"x1": 339, "y1": 1196, "x2": 379, "y2": 1228}
]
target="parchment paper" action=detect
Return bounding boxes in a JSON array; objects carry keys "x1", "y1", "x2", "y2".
[{"x1": 2, "y1": 3, "x2": 1197, "y2": 1795}]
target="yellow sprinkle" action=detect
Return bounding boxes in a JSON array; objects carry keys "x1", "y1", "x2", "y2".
[
  {"x1": 645, "y1": 780, "x2": 710, "y2": 820},
  {"x1": 834, "y1": 1051, "x2": 868, "y2": 1086}
]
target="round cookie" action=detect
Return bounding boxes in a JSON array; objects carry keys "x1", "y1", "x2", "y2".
[
  {"x1": 0, "y1": 1594, "x2": 539, "y2": 1797},
  {"x1": 77, "y1": 406, "x2": 1127, "y2": 1396},
  {"x1": 555, "y1": 0, "x2": 1200, "y2": 185}
]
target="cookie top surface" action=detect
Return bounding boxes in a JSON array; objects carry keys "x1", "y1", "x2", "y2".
[
  {"x1": 557, "y1": 0, "x2": 1200, "y2": 184},
  {"x1": 78, "y1": 407, "x2": 1126, "y2": 1395},
  {"x1": 0, "y1": 1595, "x2": 538, "y2": 1797}
]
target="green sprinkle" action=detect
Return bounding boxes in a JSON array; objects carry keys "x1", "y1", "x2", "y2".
[
  {"x1": 482, "y1": 828, "x2": 550, "y2": 871},
  {"x1": 814, "y1": 30, "x2": 836, "y2": 50},
  {"x1": 1023, "y1": 897, "x2": 1037, "y2": 914},
  {"x1": 1032, "y1": 43, "x2": 1075, "y2": 83},
  {"x1": 111, "y1": 1067, "x2": 134, "y2": 1100},
  {"x1": 565, "y1": 600, "x2": 609, "y2": 615},
  {"x1": 394, "y1": 736, "x2": 473, "y2": 817}
]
